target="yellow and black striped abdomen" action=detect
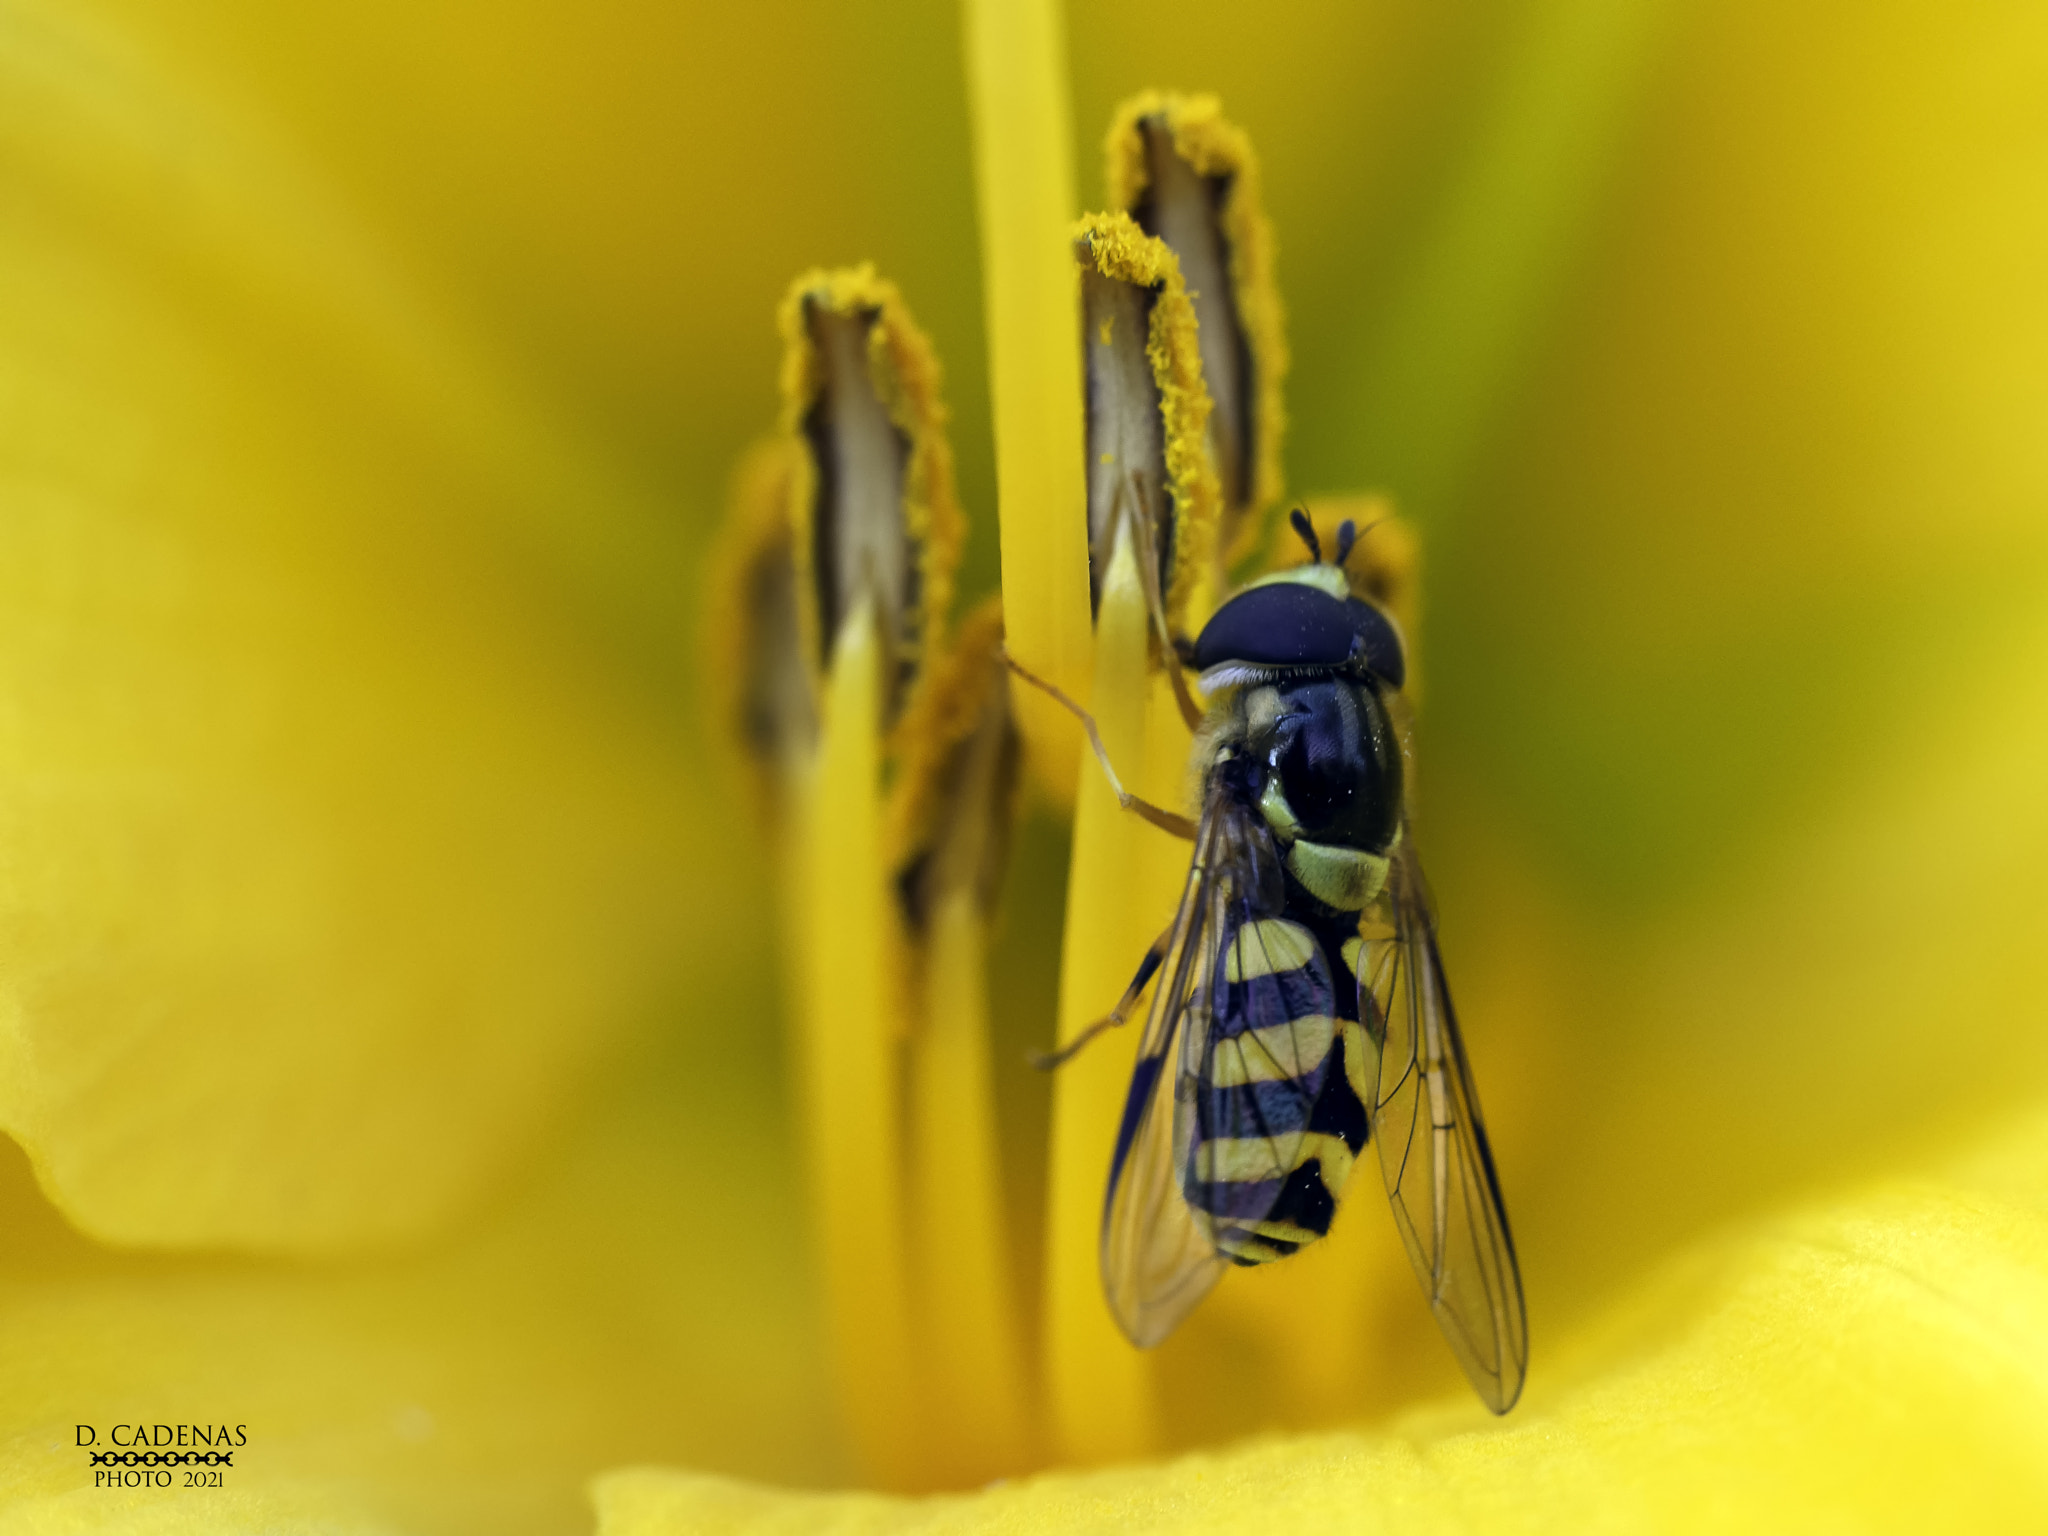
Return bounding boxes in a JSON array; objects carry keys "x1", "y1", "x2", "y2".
[{"x1": 1183, "y1": 916, "x2": 1372, "y2": 1266}]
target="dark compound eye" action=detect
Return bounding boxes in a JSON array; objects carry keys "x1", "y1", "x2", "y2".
[
  {"x1": 1344, "y1": 599, "x2": 1405, "y2": 690},
  {"x1": 1193, "y1": 582, "x2": 1356, "y2": 671},
  {"x1": 1190, "y1": 581, "x2": 1406, "y2": 687},
  {"x1": 1269, "y1": 681, "x2": 1401, "y2": 851}
]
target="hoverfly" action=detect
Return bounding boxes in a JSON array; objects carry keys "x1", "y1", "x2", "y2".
[{"x1": 1014, "y1": 508, "x2": 1528, "y2": 1414}]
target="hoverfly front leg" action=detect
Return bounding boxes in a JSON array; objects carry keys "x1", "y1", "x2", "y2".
[
  {"x1": 1000, "y1": 649, "x2": 1197, "y2": 841},
  {"x1": 1030, "y1": 922, "x2": 1175, "y2": 1071}
]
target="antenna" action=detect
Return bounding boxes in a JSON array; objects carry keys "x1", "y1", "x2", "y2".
[
  {"x1": 1332, "y1": 518, "x2": 1358, "y2": 568},
  {"x1": 1288, "y1": 506, "x2": 1321, "y2": 563}
]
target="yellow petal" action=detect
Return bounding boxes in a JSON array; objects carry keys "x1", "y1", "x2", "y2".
[
  {"x1": 596, "y1": 1104, "x2": 2048, "y2": 1532},
  {"x1": 0, "y1": 0, "x2": 724, "y2": 1251},
  {"x1": 0, "y1": 1034, "x2": 833, "y2": 1533},
  {"x1": 0, "y1": 1487, "x2": 402, "y2": 1535}
]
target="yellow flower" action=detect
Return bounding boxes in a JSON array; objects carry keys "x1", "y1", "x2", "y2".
[{"x1": 3, "y1": 0, "x2": 2047, "y2": 1532}]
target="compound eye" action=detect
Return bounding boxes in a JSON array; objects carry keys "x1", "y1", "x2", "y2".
[
  {"x1": 1345, "y1": 599, "x2": 1406, "y2": 688},
  {"x1": 1271, "y1": 683, "x2": 1400, "y2": 850},
  {"x1": 1191, "y1": 582, "x2": 1357, "y2": 671}
]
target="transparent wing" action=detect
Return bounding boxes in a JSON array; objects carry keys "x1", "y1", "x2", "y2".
[
  {"x1": 1099, "y1": 801, "x2": 1233, "y2": 1346},
  {"x1": 1359, "y1": 836, "x2": 1529, "y2": 1412}
]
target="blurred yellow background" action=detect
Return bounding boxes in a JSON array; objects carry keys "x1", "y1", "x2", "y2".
[{"x1": 1, "y1": 0, "x2": 2044, "y2": 1529}]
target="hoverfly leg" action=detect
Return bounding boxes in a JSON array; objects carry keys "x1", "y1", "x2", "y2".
[
  {"x1": 1120, "y1": 472, "x2": 1206, "y2": 734},
  {"x1": 1030, "y1": 921, "x2": 1175, "y2": 1071},
  {"x1": 1000, "y1": 648, "x2": 1198, "y2": 841}
]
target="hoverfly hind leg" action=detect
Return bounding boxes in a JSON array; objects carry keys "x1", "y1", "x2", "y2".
[{"x1": 1030, "y1": 922, "x2": 1174, "y2": 1071}]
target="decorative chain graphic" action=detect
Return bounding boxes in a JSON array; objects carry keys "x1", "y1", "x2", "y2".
[{"x1": 76, "y1": 1425, "x2": 247, "y2": 1489}]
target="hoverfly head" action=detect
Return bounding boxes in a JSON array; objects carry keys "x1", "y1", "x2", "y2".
[{"x1": 1191, "y1": 511, "x2": 1407, "y2": 695}]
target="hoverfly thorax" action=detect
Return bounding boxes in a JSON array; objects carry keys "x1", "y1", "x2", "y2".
[
  {"x1": 1236, "y1": 676, "x2": 1403, "y2": 909},
  {"x1": 1191, "y1": 538, "x2": 1410, "y2": 916}
]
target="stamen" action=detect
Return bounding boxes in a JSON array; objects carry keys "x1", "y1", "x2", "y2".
[
  {"x1": 1039, "y1": 213, "x2": 1225, "y2": 1469},
  {"x1": 890, "y1": 599, "x2": 1022, "y2": 932},
  {"x1": 701, "y1": 437, "x2": 816, "y2": 811},
  {"x1": 793, "y1": 589, "x2": 920, "y2": 1485},
  {"x1": 779, "y1": 265, "x2": 965, "y2": 725},
  {"x1": 890, "y1": 598, "x2": 1036, "y2": 1481},
  {"x1": 1107, "y1": 93, "x2": 1288, "y2": 573},
  {"x1": 1043, "y1": 514, "x2": 1173, "y2": 1464},
  {"x1": 771, "y1": 266, "x2": 970, "y2": 1486},
  {"x1": 1136, "y1": 121, "x2": 1244, "y2": 512},
  {"x1": 1074, "y1": 213, "x2": 1221, "y2": 641},
  {"x1": 1081, "y1": 270, "x2": 1163, "y2": 617},
  {"x1": 806, "y1": 305, "x2": 909, "y2": 676},
  {"x1": 965, "y1": 0, "x2": 1092, "y2": 803}
]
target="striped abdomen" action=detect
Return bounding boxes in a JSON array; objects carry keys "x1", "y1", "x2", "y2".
[{"x1": 1182, "y1": 915, "x2": 1372, "y2": 1265}]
